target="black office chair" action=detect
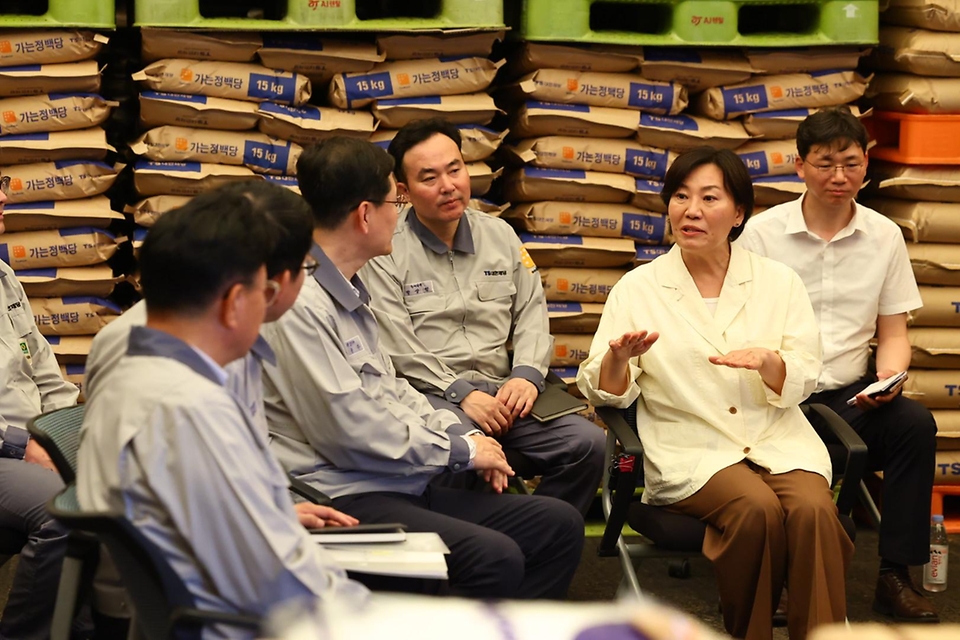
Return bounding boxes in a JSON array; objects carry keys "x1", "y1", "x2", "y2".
[
  {"x1": 26, "y1": 404, "x2": 96, "y2": 640},
  {"x1": 48, "y1": 484, "x2": 261, "y2": 640},
  {"x1": 596, "y1": 402, "x2": 868, "y2": 598}
]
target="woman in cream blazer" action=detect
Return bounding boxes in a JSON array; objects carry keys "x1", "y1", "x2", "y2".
[{"x1": 577, "y1": 148, "x2": 852, "y2": 640}]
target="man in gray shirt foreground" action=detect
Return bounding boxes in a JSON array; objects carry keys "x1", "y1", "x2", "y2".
[
  {"x1": 78, "y1": 184, "x2": 367, "y2": 637},
  {"x1": 262, "y1": 137, "x2": 585, "y2": 599}
]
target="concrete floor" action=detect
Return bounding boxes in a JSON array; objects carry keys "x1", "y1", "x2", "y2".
[
  {"x1": 0, "y1": 525, "x2": 955, "y2": 636},
  {"x1": 567, "y1": 526, "x2": 960, "y2": 637}
]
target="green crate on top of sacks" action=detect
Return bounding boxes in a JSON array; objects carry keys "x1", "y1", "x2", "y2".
[
  {"x1": 507, "y1": 0, "x2": 878, "y2": 46},
  {"x1": 134, "y1": 0, "x2": 504, "y2": 30},
  {"x1": 0, "y1": 0, "x2": 114, "y2": 28}
]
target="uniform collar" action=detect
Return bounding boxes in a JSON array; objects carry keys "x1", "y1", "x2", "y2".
[
  {"x1": 309, "y1": 242, "x2": 369, "y2": 312},
  {"x1": 407, "y1": 208, "x2": 475, "y2": 255},
  {"x1": 249, "y1": 334, "x2": 276, "y2": 367},
  {"x1": 126, "y1": 326, "x2": 227, "y2": 386}
]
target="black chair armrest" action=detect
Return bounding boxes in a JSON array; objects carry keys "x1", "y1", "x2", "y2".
[
  {"x1": 596, "y1": 405, "x2": 643, "y2": 458},
  {"x1": 596, "y1": 404, "x2": 644, "y2": 557},
  {"x1": 288, "y1": 476, "x2": 333, "y2": 507},
  {"x1": 171, "y1": 606, "x2": 261, "y2": 631},
  {"x1": 801, "y1": 403, "x2": 869, "y2": 515}
]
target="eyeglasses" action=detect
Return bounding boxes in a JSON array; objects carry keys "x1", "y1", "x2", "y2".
[
  {"x1": 264, "y1": 280, "x2": 281, "y2": 307},
  {"x1": 804, "y1": 160, "x2": 865, "y2": 176},
  {"x1": 385, "y1": 193, "x2": 409, "y2": 208},
  {"x1": 0, "y1": 176, "x2": 10, "y2": 195},
  {"x1": 302, "y1": 259, "x2": 319, "y2": 277}
]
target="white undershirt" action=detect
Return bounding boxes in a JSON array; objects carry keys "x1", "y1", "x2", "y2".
[{"x1": 702, "y1": 297, "x2": 719, "y2": 316}]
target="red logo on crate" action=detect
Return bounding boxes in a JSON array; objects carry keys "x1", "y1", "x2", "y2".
[
  {"x1": 557, "y1": 278, "x2": 570, "y2": 292},
  {"x1": 0, "y1": 41, "x2": 10, "y2": 54},
  {"x1": 559, "y1": 211, "x2": 573, "y2": 224},
  {"x1": 1, "y1": 111, "x2": 15, "y2": 124},
  {"x1": 11, "y1": 246, "x2": 25, "y2": 259},
  {"x1": 691, "y1": 15, "x2": 724, "y2": 25}
]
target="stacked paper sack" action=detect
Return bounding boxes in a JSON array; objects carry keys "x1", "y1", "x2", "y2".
[
  {"x1": 859, "y1": 0, "x2": 960, "y2": 485},
  {"x1": 0, "y1": 30, "x2": 126, "y2": 399},
  {"x1": 491, "y1": 43, "x2": 672, "y2": 419},
  {"x1": 356, "y1": 30, "x2": 507, "y2": 201}
]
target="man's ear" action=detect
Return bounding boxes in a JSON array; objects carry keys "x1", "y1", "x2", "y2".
[
  {"x1": 794, "y1": 155, "x2": 805, "y2": 179},
  {"x1": 354, "y1": 202, "x2": 373, "y2": 236},
  {"x1": 396, "y1": 181, "x2": 410, "y2": 197},
  {"x1": 219, "y1": 282, "x2": 246, "y2": 330}
]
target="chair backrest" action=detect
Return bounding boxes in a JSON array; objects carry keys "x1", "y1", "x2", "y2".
[
  {"x1": 48, "y1": 485, "x2": 202, "y2": 640},
  {"x1": 27, "y1": 405, "x2": 86, "y2": 484}
]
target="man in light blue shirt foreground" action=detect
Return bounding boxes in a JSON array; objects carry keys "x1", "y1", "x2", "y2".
[{"x1": 78, "y1": 182, "x2": 367, "y2": 638}]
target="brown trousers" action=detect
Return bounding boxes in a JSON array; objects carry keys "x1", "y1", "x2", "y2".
[{"x1": 667, "y1": 462, "x2": 853, "y2": 640}]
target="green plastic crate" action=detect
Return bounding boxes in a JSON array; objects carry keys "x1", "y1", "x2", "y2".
[
  {"x1": 134, "y1": 0, "x2": 504, "y2": 30},
  {"x1": 508, "y1": 0, "x2": 878, "y2": 46},
  {"x1": 0, "y1": 0, "x2": 115, "y2": 28}
]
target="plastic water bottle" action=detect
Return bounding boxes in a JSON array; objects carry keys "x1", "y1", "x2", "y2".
[{"x1": 923, "y1": 514, "x2": 949, "y2": 592}]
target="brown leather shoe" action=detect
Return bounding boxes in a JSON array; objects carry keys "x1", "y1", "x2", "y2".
[{"x1": 872, "y1": 570, "x2": 940, "y2": 623}]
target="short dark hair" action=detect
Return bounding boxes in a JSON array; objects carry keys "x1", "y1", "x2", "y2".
[
  {"x1": 140, "y1": 182, "x2": 282, "y2": 314},
  {"x1": 237, "y1": 181, "x2": 313, "y2": 278},
  {"x1": 387, "y1": 118, "x2": 462, "y2": 183},
  {"x1": 296, "y1": 137, "x2": 394, "y2": 230},
  {"x1": 796, "y1": 106, "x2": 868, "y2": 160},
  {"x1": 660, "y1": 146, "x2": 754, "y2": 242}
]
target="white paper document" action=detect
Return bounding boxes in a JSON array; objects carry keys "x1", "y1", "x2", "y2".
[{"x1": 317, "y1": 532, "x2": 450, "y2": 579}]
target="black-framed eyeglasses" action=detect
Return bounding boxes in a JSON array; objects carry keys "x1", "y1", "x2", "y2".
[
  {"x1": 302, "y1": 259, "x2": 319, "y2": 276},
  {"x1": 0, "y1": 176, "x2": 10, "y2": 196}
]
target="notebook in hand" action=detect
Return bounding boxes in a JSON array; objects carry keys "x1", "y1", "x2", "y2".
[
  {"x1": 530, "y1": 384, "x2": 588, "y2": 423},
  {"x1": 309, "y1": 523, "x2": 407, "y2": 544}
]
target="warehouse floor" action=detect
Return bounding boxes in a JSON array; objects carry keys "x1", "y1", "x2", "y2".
[{"x1": 568, "y1": 525, "x2": 960, "y2": 636}]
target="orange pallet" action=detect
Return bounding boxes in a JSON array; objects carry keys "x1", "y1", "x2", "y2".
[
  {"x1": 867, "y1": 111, "x2": 960, "y2": 165},
  {"x1": 931, "y1": 485, "x2": 960, "y2": 534}
]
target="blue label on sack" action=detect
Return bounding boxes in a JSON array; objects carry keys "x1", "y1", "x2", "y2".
[
  {"x1": 622, "y1": 213, "x2": 667, "y2": 241},
  {"x1": 61, "y1": 227, "x2": 114, "y2": 239},
  {"x1": 0, "y1": 245, "x2": 9, "y2": 265},
  {"x1": 628, "y1": 82, "x2": 674, "y2": 111},
  {"x1": 135, "y1": 160, "x2": 201, "y2": 172},
  {"x1": 549, "y1": 366, "x2": 579, "y2": 379},
  {"x1": 625, "y1": 148, "x2": 669, "y2": 179},
  {"x1": 263, "y1": 175, "x2": 298, "y2": 186},
  {"x1": 636, "y1": 245, "x2": 669, "y2": 261},
  {"x1": 528, "y1": 101, "x2": 590, "y2": 113},
  {"x1": 643, "y1": 49, "x2": 702, "y2": 63},
  {"x1": 635, "y1": 179, "x2": 664, "y2": 194},
  {"x1": 243, "y1": 140, "x2": 290, "y2": 172},
  {"x1": 0, "y1": 65, "x2": 41, "y2": 72},
  {"x1": 738, "y1": 151, "x2": 769, "y2": 176},
  {"x1": 142, "y1": 91, "x2": 207, "y2": 104},
  {"x1": 65, "y1": 363, "x2": 85, "y2": 375},
  {"x1": 248, "y1": 73, "x2": 295, "y2": 101},
  {"x1": 458, "y1": 124, "x2": 497, "y2": 133},
  {"x1": 262, "y1": 36, "x2": 325, "y2": 51},
  {"x1": 259, "y1": 102, "x2": 320, "y2": 120},
  {"x1": 48, "y1": 93, "x2": 102, "y2": 100},
  {"x1": 45, "y1": 336, "x2": 60, "y2": 345},
  {"x1": 520, "y1": 234, "x2": 584, "y2": 245},
  {"x1": 343, "y1": 72, "x2": 393, "y2": 105},
  {"x1": 721, "y1": 85, "x2": 769, "y2": 114},
  {"x1": 5, "y1": 201, "x2": 55, "y2": 210},
  {"x1": 810, "y1": 69, "x2": 846, "y2": 77},
  {"x1": 548, "y1": 303, "x2": 585, "y2": 313},
  {"x1": 640, "y1": 113, "x2": 697, "y2": 131},
  {"x1": 54, "y1": 159, "x2": 111, "y2": 170},
  {"x1": 62, "y1": 296, "x2": 122, "y2": 313},
  {"x1": 752, "y1": 108, "x2": 812, "y2": 119},
  {"x1": 15, "y1": 268, "x2": 57, "y2": 277},
  {"x1": 133, "y1": 228, "x2": 148, "y2": 242},
  {"x1": 371, "y1": 138, "x2": 390, "y2": 150},
  {"x1": 526, "y1": 167, "x2": 586, "y2": 180},
  {"x1": 0, "y1": 132, "x2": 49, "y2": 141},
  {"x1": 376, "y1": 96, "x2": 441, "y2": 106}
]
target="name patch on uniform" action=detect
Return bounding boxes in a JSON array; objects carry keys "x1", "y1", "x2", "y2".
[
  {"x1": 19, "y1": 340, "x2": 31, "y2": 363},
  {"x1": 344, "y1": 336, "x2": 364, "y2": 356},
  {"x1": 519, "y1": 246, "x2": 537, "y2": 273},
  {"x1": 404, "y1": 281, "x2": 434, "y2": 296},
  {"x1": 7, "y1": 301, "x2": 20, "y2": 312},
  {"x1": 483, "y1": 270, "x2": 507, "y2": 277}
]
